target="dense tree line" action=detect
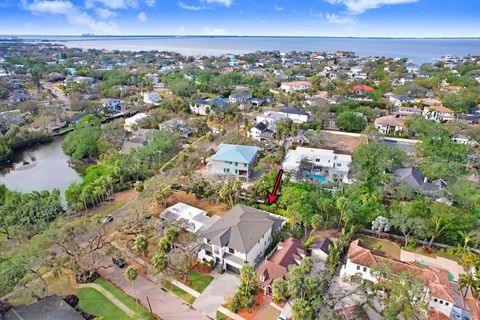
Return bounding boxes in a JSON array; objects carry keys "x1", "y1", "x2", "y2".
[{"x1": 0, "y1": 125, "x2": 52, "y2": 162}]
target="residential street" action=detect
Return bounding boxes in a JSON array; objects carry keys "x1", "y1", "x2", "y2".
[{"x1": 97, "y1": 256, "x2": 211, "y2": 320}]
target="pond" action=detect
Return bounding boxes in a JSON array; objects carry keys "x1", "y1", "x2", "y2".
[{"x1": 0, "y1": 137, "x2": 82, "y2": 194}]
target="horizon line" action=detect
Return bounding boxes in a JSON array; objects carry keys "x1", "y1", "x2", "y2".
[{"x1": 2, "y1": 34, "x2": 480, "y2": 40}]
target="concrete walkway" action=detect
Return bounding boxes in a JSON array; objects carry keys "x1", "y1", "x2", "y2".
[
  {"x1": 77, "y1": 283, "x2": 136, "y2": 317},
  {"x1": 218, "y1": 306, "x2": 245, "y2": 320},
  {"x1": 98, "y1": 256, "x2": 210, "y2": 320},
  {"x1": 171, "y1": 279, "x2": 201, "y2": 298}
]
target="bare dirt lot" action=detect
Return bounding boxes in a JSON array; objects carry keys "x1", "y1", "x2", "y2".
[{"x1": 322, "y1": 131, "x2": 367, "y2": 155}]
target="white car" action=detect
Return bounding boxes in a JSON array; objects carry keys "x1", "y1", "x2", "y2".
[{"x1": 103, "y1": 214, "x2": 113, "y2": 224}]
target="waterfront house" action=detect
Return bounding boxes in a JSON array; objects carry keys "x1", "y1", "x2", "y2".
[
  {"x1": 121, "y1": 128, "x2": 158, "y2": 153},
  {"x1": 197, "y1": 204, "x2": 285, "y2": 273},
  {"x1": 209, "y1": 144, "x2": 259, "y2": 179},
  {"x1": 256, "y1": 237, "x2": 306, "y2": 295},
  {"x1": 282, "y1": 147, "x2": 351, "y2": 183}
]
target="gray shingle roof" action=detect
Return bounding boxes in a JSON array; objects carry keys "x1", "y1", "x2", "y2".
[
  {"x1": 5, "y1": 295, "x2": 84, "y2": 320},
  {"x1": 202, "y1": 205, "x2": 283, "y2": 253},
  {"x1": 393, "y1": 167, "x2": 425, "y2": 189}
]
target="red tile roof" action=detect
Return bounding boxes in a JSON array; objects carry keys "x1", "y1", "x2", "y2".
[
  {"x1": 352, "y1": 84, "x2": 374, "y2": 92},
  {"x1": 256, "y1": 237, "x2": 305, "y2": 287},
  {"x1": 347, "y1": 240, "x2": 455, "y2": 303},
  {"x1": 466, "y1": 297, "x2": 480, "y2": 320}
]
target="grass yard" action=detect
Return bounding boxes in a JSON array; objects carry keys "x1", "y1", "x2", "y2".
[
  {"x1": 188, "y1": 271, "x2": 214, "y2": 293},
  {"x1": 357, "y1": 235, "x2": 401, "y2": 259},
  {"x1": 161, "y1": 280, "x2": 196, "y2": 304},
  {"x1": 94, "y1": 278, "x2": 150, "y2": 315},
  {"x1": 77, "y1": 287, "x2": 132, "y2": 320}
]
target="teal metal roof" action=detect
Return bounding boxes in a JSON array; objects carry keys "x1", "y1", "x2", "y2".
[{"x1": 211, "y1": 143, "x2": 259, "y2": 163}]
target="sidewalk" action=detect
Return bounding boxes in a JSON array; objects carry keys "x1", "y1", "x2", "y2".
[{"x1": 98, "y1": 256, "x2": 210, "y2": 320}]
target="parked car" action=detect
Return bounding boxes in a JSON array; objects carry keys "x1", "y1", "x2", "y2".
[
  {"x1": 112, "y1": 257, "x2": 126, "y2": 268},
  {"x1": 103, "y1": 214, "x2": 113, "y2": 224}
]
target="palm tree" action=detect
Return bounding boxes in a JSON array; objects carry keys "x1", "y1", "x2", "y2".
[
  {"x1": 125, "y1": 266, "x2": 139, "y2": 311},
  {"x1": 155, "y1": 184, "x2": 172, "y2": 207},
  {"x1": 335, "y1": 196, "x2": 348, "y2": 231},
  {"x1": 133, "y1": 234, "x2": 149, "y2": 270},
  {"x1": 458, "y1": 273, "x2": 478, "y2": 298},
  {"x1": 151, "y1": 253, "x2": 168, "y2": 274},
  {"x1": 459, "y1": 231, "x2": 474, "y2": 250}
]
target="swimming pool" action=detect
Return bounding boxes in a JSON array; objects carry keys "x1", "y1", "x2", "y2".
[{"x1": 306, "y1": 173, "x2": 328, "y2": 183}]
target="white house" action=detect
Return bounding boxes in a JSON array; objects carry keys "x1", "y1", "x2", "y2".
[
  {"x1": 197, "y1": 205, "x2": 285, "y2": 273},
  {"x1": 256, "y1": 111, "x2": 288, "y2": 131},
  {"x1": 423, "y1": 105, "x2": 455, "y2": 122},
  {"x1": 143, "y1": 91, "x2": 161, "y2": 105},
  {"x1": 340, "y1": 240, "x2": 458, "y2": 317},
  {"x1": 388, "y1": 94, "x2": 415, "y2": 107},
  {"x1": 124, "y1": 113, "x2": 147, "y2": 132},
  {"x1": 278, "y1": 107, "x2": 310, "y2": 123},
  {"x1": 282, "y1": 147, "x2": 352, "y2": 183},
  {"x1": 280, "y1": 81, "x2": 312, "y2": 93},
  {"x1": 374, "y1": 115, "x2": 405, "y2": 135},
  {"x1": 159, "y1": 203, "x2": 219, "y2": 235},
  {"x1": 248, "y1": 122, "x2": 274, "y2": 142}
]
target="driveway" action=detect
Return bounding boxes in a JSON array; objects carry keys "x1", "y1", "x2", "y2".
[
  {"x1": 193, "y1": 272, "x2": 240, "y2": 317},
  {"x1": 97, "y1": 256, "x2": 210, "y2": 320}
]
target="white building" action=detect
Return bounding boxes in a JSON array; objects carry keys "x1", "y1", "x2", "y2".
[
  {"x1": 278, "y1": 107, "x2": 310, "y2": 123},
  {"x1": 159, "y1": 203, "x2": 219, "y2": 235},
  {"x1": 124, "y1": 113, "x2": 147, "y2": 132},
  {"x1": 282, "y1": 147, "x2": 352, "y2": 183},
  {"x1": 374, "y1": 115, "x2": 405, "y2": 135},
  {"x1": 143, "y1": 91, "x2": 161, "y2": 105},
  {"x1": 423, "y1": 105, "x2": 456, "y2": 122},
  {"x1": 280, "y1": 81, "x2": 312, "y2": 93},
  {"x1": 256, "y1": 111, "x2": 288, "y2": 131},
  {"x1": 197, "y1": 205, "x2": 285, "y2": 273},
  {"x1": 340, "y1": 240, "x2": 458, "y2": 318}
]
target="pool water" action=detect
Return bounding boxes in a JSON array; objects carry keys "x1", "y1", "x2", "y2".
[{"x1": 306, "y1": 173, "x2": 328, "y2": 183}]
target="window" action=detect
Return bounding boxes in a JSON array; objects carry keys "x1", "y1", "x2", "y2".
[
  {"x1": 315, "y1": 158, "x2": 320, "y2": 163},
  {"x1": 356, "y1": 265, "x2": 361, "y2": 270},
  {"x1": 434, "y1": 298, "x2": 438, "y2": 302},
  {"x1": 235, "y1": 169, "x2": 238, "y2": 174},
  {"x1": 229, "y1": 247, "x2": 234, "y2": 254},
  {"x1": 440, "y1": 300, "x2": 444, "y2": 305},
  {"x1": 445, "y1": 302, "x2": 449, "y2": 306},
  {"x1": 235, "y1": 162, "x2": 238, "y2": 166},
  {"x1": 244, "y1": 163, "x2": 247, "y2": 167},
  {"x1": 363, "y1": 267, "x2": 367, "y2": 272},
  {"x1": 337, "y1": 163, "x2": 341, "y2": 167}
]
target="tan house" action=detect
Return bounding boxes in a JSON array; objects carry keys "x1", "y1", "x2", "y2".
[{"x1": 374, "y1": 115, "x2": 406, "y2": 134}]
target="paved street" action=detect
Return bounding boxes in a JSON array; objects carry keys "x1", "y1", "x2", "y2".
[
  {"x1": 98, "y1": 256, "x2": 210, "y2": 320},
  {"x1": 193, "y1": 271, "x2": 240, "y2": 318}
]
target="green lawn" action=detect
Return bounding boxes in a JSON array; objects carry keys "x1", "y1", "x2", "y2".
[
  {"x1": 94, "y1": 278, "x2": 150, "y2": 315},
  {"x1": 161, "y1": 280, "x2": 196, "y2": 304},
  {"x1": 77, "y1": 287, "x2": 132, "y2": 320},
  {"x1": 357, "y1": 235, "x2": 401, "y2": 259},
  {"x1": 188, "y1": 271, "x2": 214, "y2": 293}
]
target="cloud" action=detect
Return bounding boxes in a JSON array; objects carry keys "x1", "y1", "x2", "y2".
[
  {"x1": 326, "y1": 12, "x2": 356, "y2": 24},
  {"x1": 145, "y1": 0, "x2": 155, "y2": 6},
  {"x1": 178, "y1": 1, "x2": 205, "y2": 10},
  {"x1": 309, "y1": 9, "x2": 323, "y2": 17},
  {"x1": 325, "y1": 0, "x2": 417, "y2": 14},
  {"x1": 137, "y1": 11, "x2": 147, "y2": 22},
  {"x1": 200, "y1": 0, "x2": 232, "y2": 7},
  {"x1": 23, "y1": 0, "x2": 117, "y2": 32},
  {"x1": 274, "y1": 5, "x2": 283, "y2": 11},
  {"x1": 85, "y1": 0, "x2": 139, "y2": 9},
  {"x1": 202, "y1": 27, "x2": 227, "y2": 35},
  {"x1": 95, "y1": 7, "x2": 116, "y2": 18}
]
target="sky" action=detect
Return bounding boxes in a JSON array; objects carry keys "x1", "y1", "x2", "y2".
[{"x1": 0, "y1": 0, "x2": 479, "y2": 37}]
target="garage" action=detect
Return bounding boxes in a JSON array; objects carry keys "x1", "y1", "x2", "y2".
[{"x1": 225, "y1": 263, "x2": 241, "y2": 274}]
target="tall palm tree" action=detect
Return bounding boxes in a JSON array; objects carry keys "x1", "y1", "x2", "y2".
[
  {"x1": 133, "y1": 234, "x2": 149, "y2": 270},
  {"x1": 125, "y1": 266, "x2": 139, "y2": 311},
  {"x1": 458, "y1": 273, "x2": 478, "y2": 298},
  {"x1": 151, "y1": 253, "x2": 168, "y2": 274}
]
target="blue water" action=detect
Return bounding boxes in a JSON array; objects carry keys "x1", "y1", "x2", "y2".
[
  {"x1": 306, "y1": 173, "x2": 328, "y2": 183},
  {"x1": 17, "y1": 35, "x2": 480, "y2": 64}
]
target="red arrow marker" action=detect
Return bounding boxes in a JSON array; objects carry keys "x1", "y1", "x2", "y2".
[{"x1": 267, "y1": 169, "x2": 283, "y2": 205}]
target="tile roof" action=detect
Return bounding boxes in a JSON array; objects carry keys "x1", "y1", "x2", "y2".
[
  {"x1": 256, "y1": 237, "x2": 305, "y2": 287},
  {"x1": 347, "y1": 240, "x2": 455, "y2": 303},
  {"x1": 375, "y1": 115, "x2": 405, "y2": 127},
  {"x1": 466, "y1": 297, "x2": 480, "y2": 320},
  {"x1": 211, "y1": 143, "x2": 259, "y2": 164}
]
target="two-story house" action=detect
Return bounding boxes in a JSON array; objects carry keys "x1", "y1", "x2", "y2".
[
  {"x1": 340, "y1": 240, "x2": 459, "y2": 318},
  {"x1": 280, "y1": 81, "x2": 312, "y2": 93},
  {"x1": 198, "y1": 204, "x2": 285, "y2": 273},
  {"x1": 278, "y1": 107, "x2": 310, "y2": 123},
  {"x1": 423, "y1": 105, "x2": 455, "y2": 122},
  {"x1": 282, "y1": 147, "x2": 352, "y2": 183},
  {"x1": 209, "y1": 144, "x2": 259, "y2": 180},
  {"x1": 374, "y1": 115, "x2": 406, "y2": 135}
]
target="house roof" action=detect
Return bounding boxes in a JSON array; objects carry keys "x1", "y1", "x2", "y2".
[
  {"x1": 253, "y1": 122, "x2": 268, "y2": 132},
  {"x1": 466, "y1": 297, "x2": 480, "y2": 320},
  {"x1": 311, "y1": 237, "x2": 333, "y2": 254},
  {"x1": 278, "y1": 107, "x2": 309, "y2": 116},
  {"x1": 393, "y1": 167, "x2": 426, "y2": 189},
  {"x1": 375, "y1": 115, "x2": 405, "y2": 127},
  {"x1": 256, "y1": 237, "x2": 305, "y2": 287},
  {"x1": 202, "y1": 204, "x2": 284, "y2": 253},
  {"x1": 211, "y1": 143, "x2": 259, "y2": 164},
  {"x1": 352, "y1": 84, "x2": 374, "y2": 92},
  {"x1": 5, "y1": 295, "x2": 85, "y2": 320},
  {"x1": 347, "y1": 240, "x2": 455, "y2": 303},
  {"x1": 429, "y1": 105, "x2": 454, "y2": 113}
]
